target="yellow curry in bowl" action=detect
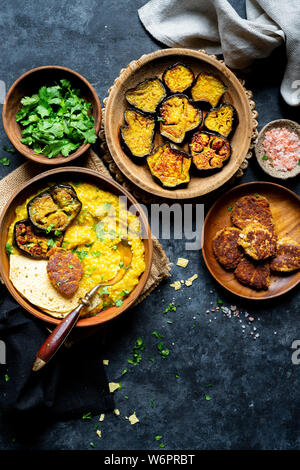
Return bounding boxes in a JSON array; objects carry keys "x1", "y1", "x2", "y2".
[{"x1": 7, "y1": 182, "x2": 146, "y2": 318}]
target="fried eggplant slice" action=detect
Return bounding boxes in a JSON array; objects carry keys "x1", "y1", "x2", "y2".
[
  {"x1": 14, "y1": 219, "x2": 63, "y2": 259},
  {"x1": 270, "y1": 237, "x2": 300, "y2": 272},
  {"x1": 125, "y1": 78, "x2": 166, "y2": 114},
  {"x1": 162, "y1": 63, "x2": 195, "y2": 93},
  {"x1": 238, "y1": 222, "x2": 277, "y2": 261},
  {"x1": 204, "y1": 103, "x2": 236, "y2": 138},
  {"x1": 234, "y1": 257, "x2": 270, "y2": 290},
  {"x1": 159, "y1": 94, "x2": 202, "y2": 144},
  {"x1": 147, "y1": 143, "x2": 191, "y2": 188},
  {"x1": 212, "y1": 226, "x2": 242, "y2": 270},
  {"x1": 47, "y1": 247, "x2": 84, "y2": 297},
  {"x1": 231, "y1": 194, "x2": 274, "y2": 230},
  {"x1": 191, "y1": 73, "x2": 226, "y2": 107},
  {"x1": 28, "y1": 184, "x2": 82, "y2": 233},
  {"x1": 190, "y1": 131, "x2": 231, "y2": 170},
  {"x1": 120, "y1": 109, "x2": 155, "y2": 158}
]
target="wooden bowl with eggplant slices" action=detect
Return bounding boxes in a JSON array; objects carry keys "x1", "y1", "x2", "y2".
[
  {"x1": 105, "y1": 49, "x2": 252, "y2": 199},
  {"x1": 0, "y1": 167, "x2": 153, "y2": 326},
  {"x1": 3, "y1": 66, "x2": 102, "y2": 164},
  {"x1": 202, "y1": 182, "x2": 300, "y2": 300}
]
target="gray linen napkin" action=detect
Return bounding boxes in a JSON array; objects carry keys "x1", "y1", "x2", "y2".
[{"x1": 138, "y1": 0, "x2": 300, "y2": 106}]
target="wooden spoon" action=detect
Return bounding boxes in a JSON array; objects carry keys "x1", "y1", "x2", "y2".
[{"x1": 32, "y1": 241, "x2": 132, "y2": 371}]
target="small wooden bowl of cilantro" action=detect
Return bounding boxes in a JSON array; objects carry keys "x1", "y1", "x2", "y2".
[{"x1": 2, "y1": 66, "x2": 101, "y2": 164}]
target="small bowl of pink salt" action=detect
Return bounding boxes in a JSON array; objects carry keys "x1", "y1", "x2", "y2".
[{"x1": 255, "y1": 119, "x2": 300, "y2": 179}]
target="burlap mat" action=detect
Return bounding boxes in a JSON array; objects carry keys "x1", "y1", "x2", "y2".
[{"x1": 0, "y1": 149, "x2": 171, "y2": 304}]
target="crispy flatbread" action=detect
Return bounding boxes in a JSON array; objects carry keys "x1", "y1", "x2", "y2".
[{"x1": 9, "y1": 254, "x2": 80, "y2": 318}]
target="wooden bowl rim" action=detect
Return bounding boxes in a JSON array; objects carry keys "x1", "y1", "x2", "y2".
[
  {"x1": 202, "y1": 181, "x2": 300, "y2": 300},
  {"x1": 0, "y1": 166, "x2": 153, "y2": 327},
  {"x1": 255, "y1": 119, "x2": 300, "y2": 180},
  {"x1": 104, "y1": 48, "x2": 253, "y2": 199},
  {"x1": 2, "y1": 65, "x2": 102, "y2": 165}
]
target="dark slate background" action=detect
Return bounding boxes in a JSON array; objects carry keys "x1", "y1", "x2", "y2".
[{"x1": 0, "y1": 0, "x2": 299, "y2": 451}]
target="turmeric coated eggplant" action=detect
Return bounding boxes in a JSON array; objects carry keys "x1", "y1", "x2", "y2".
[
  {"x1": 204, "y1": 103, "x2": 236, "y2": 138},
  {"x1": 190, "y1": 131, "x2": 231, "y2": 170},
  {"x1": 191, "y1": 72, "x2": 226, "y2": 107},
  {"x1": 14, "y1": 219, "x2": 63, "y2": 259},
  {"x1": 147, "y1": 143, "x2": 191, "y2": 189},
  {"x1": 27, "y1": 184, "x2": 82, "y2": 233},
  {"x1": 120, "y1": 109, "x2": 155, "y2": 158},
  {"x1": 162, "y1": 63, "x2": 195, "y2": 94},
  {"x1": 159, "y1": 94, "x2": 202, "y2": 144},
  {"x1": 125, "y1": 78, "x2": 167, "y2": 114}
]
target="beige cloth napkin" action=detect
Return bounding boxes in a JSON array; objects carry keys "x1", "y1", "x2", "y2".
[
  {"x1": 139, "y1": 0, "x2": 300, "y2": 106},
  {"x1": 0, "y1": 149, "x2": 171, "y2": 304}
]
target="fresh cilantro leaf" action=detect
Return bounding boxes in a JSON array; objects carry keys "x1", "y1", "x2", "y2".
[
  {"x1": 155, "y1": 435, "x2": 163, "y2": 441},
  {"x1": 115, "y1": 299, "x2": 123, "y2": 307},
  {"x1": 0, "y1": 157, "x2": 10, "y2": 166},
  {"x1": 5, "y1": 242, "x2": 12, "y2": 254},
  {"x1": 3, "y1": 146, "x2": 16, "y2": 154},
  {"x1": 262, "y1": 155, "x2": 268, "y2": 161},
  {"x1": 152, "y1": 331, "x2": 164, "y2": 339}
]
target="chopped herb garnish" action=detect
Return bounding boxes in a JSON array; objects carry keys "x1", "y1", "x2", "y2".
[
  {"x1": 16, "y1": 80, "x2": 97, "y2": 158},
  {"x1": 148, "y1": 355, "x2": 154, "y2": 362},
  {"x1": 157, "y1": 117, "x2": 165, "y2": 122},
  {"x1": 85, "y1": 242, "x2": 94, "y2": 247},
  {"x1": 47, "y1": 238, "x2": 56, "y2": 248},
  {"x1": 121, "y1": 368, "x2": 128, "y2": 375},
  {"x1": 120, "y1": 289, "x2": 130, "y2": 298},
  {"x1": 68, "y1": 264, "x2": 74, "y2": 269},
  {"x1": 5, "y1": 242, "x2": 12, "y2": 254},
  {"x1": 152, "y1": 331, "x2": 164, "y2": 339},
  {"x1": 155, "y1": 435, "x2": 163, "y2": 441},
  {"x1": 128, "y1": 337, "x2": 145, "y2": 366},
  {"x1": 124, "y1": 395, "x2": 129, "y2": 399},
  {"x1": 74, "y1": 249, "x2": 88, "y2": 260},
  {"x1": 159, "y1": 443, "x2": 165, "y2": 448},
  {"x1": 3, "y1": 146, "x2": 16, "y2": 154},
  {"x1": 89, "y1": 442, "x2": 95, "y2": 448},
  {"x1": 157, "y1": 342, "x2": 170, "y2": 358},
  {"x1": 0, "y1": 157, "x2": 10, "y2": 166},
  {"x1": 205, "y1": 394, "x2": 211, "y2": 401},
  {"x1": 46, "y1": 224, "x2": 54, "y2": 234},
  {"x1": 217, "y1": 299, "x2": 223, "y2": 306},
  {"x1": 119, "y1": 261, "x2": 124, "y2": 268},
  {"x1": 4, "y1": 374, "x2": 10, "y2": 382},
  {"x1": 164, "y1": 303, "x2": 176, "y2": 314},
  {"x1": 150, "y1": 399, "x2": 155, "y2": 408},
  {"x1": 82, "y1": 411, "x2": 92, "y2": 420},
  {"x1": 54, "y1": 230, "x2": 62, "y2": 237},
  {"x1": 227, "y1": 205, "x2": 233, "y2": 212},
  {"x1": 115, "y1": 299, "x2": 123, "y2": 307}
]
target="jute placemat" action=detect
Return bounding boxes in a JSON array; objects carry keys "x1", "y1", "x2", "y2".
[{"x1": 0, "y1": 149, "x2": 171, "y2": 303}]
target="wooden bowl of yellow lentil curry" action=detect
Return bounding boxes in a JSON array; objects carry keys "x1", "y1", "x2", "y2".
[{"x1": 0, "y1": 167, "x2": 153, "y2": 327}]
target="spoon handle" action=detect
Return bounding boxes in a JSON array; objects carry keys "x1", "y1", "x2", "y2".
[{"x1": 32, "y1": 302, "x2": 84, "y2": 371}]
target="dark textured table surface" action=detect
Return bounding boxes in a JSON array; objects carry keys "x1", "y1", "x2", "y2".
[{"x1": 0, "y1": 0, "x2": 299, "y2": 451}]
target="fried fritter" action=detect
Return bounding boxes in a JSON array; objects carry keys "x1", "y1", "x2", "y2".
[
  {"x1": 270, "y1": 237, "x2": 300, "y2": 272},
  {"x1": 238, "y1": 222, "x2": 277, "y2": 260},
  {"x1": 212, "y1": 226, "x2": 242, "y2": 270},
  {"x1": 231, "y1": 194, "x2": 273, "y2": 230},
  {"x1": 234, "y1": 257, "x2": 270, "y2": 290},
  {"x1": 47, "y1": 248, "x2": 84, "y2": 297}
]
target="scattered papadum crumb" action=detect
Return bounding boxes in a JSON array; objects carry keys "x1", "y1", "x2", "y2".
[
  {"x1": 99, "y1": 413, "x2": 105, "y2": 422},
  {"x1": 128, "y1": 413, "x2": 139, "y2": 425},
  {"x1": 170, "y1": 281, "x2": 182, "y2": 290},
  {"x1": 185, "y1": 274, "x2": 198, "y2": 286},
  {"x1": 176, "y1": 258, "x2": 189, "y2": 268},
  {"x1": 114, "y1": 409, "x2": 120, "y2": 416},
  {"x1": 109, "y1": 382, "x2": 121, "y2": 393},
  {"x1": 96, "y1": 430, "x2": 102, "y2": 439},
  {"x1": 103, "y1": 359, "x2": 109, "y2": 366}
]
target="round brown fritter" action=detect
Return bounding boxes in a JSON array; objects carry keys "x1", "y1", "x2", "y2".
[
  {"x1": 231, "y1": 194, "x2": 273, "y2": 230},
  {"x1": 47, "y1": 248, "x2": 84, "y2": 297},
  {"x1": 270, "y1": 237, "x2": 300, "y2": 272},
  {"x1": 212, "y1": 227, "x2": 242, "y2": 270},
  {"x1": 238, "y1": 222, "x2": 277, "y2": 260},
  {"x1": 234, "y1": 257, "x2": 270, "y2": 290}
]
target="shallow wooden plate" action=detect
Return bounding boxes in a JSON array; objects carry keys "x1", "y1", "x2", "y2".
[
  {"x1": 202, "y1": 182, "x2": 300, "y2": 299},
  {"x1": 0, "y1": 167, "x2": 153, "y2": 327},
  {"x1": 105, "y1": 48, "x2": 252, "y2": 199}
]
